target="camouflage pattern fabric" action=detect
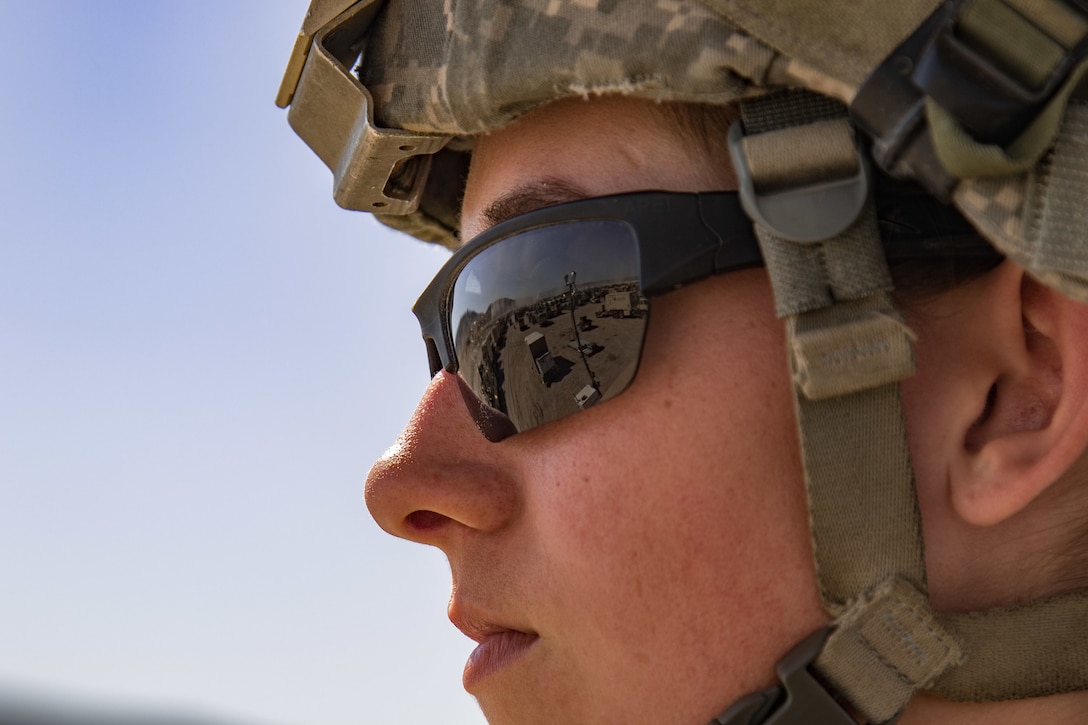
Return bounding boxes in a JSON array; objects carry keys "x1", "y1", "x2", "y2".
[
  {"x1": 359, "y1": 0, "x2": 777, "y2": 249},
  {"x1": 353, "y1": 0, "x2": 1088, "y2": 304},
  {"x1": 702, "y1": 0, "x2": 940, "y2": 88},
  {"x1": 361, "y1": 0, "x2": 774, "y2": 136},
  {"x1": 955, "y1": 99, "x2": 1088, "y2": 304}
]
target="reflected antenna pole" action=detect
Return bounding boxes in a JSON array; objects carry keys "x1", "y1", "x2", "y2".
[{"x1": 565, "y1": 271, "x2": 600, "y2": 393}]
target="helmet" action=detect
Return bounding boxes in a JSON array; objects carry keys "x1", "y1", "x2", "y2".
[{"x1": 278, "y1": 1, "x2": 1088, "y2": 722}]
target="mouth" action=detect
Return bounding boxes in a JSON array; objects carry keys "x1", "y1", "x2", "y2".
[
  {"x1": 462, "y1": 629, "x2": 539, "y2": 690},
  {"x1": 450, "y1": 602, "x2": 539, "y2": 691}
]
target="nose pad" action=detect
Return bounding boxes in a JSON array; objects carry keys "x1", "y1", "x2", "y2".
[{"x1": 454, "y1": 374, "x2": 518, "y2": 442}]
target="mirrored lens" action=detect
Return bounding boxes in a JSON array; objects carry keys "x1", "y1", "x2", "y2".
[{"x1": 451, "y1": 220, "x2": 648, "y2": 432}]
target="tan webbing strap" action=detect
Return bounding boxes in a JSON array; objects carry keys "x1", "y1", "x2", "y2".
[
  {"x1": 731, "y1": 2, "x2": 1088, "y2": 713},
  {"x1": 741, "y1": 120, "x2": 860, "y2": 193},
  {"x1": 757, "y1": 203, "x2": 901, "y2": 318},
  {"x1": 788, "y1": 319, "x2": 925, "y2": 606},
  {"x1": 790, "y1": 302, "x2": 962, "y2": 722},
  {"x1": 931, "y1": 590, "x2": 1088, "y2": 702},
  {"x1": 815, "y1": 579, "x2": 965, "y2": 723},
  {"x1": 738, "y1": 91, "x2": 928, "y2": 605},
  {"x1": 736, "y1": 91, "x2": 964, "y2": 721}
]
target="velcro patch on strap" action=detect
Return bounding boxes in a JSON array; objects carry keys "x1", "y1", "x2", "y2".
[
  {"x1": 790, "y1": 299, "x2": 917, "y2": 400},
  {"x1": 816, "y1": 578, "x2": 965, "y2": 723}
]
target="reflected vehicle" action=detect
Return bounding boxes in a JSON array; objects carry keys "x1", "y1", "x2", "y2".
[
  {"x1": 525, "y1": 331, "x2": 555, "y2": 382},
  {"x1": 575, "y1": 384, "x2": 601, "y2": 410}
]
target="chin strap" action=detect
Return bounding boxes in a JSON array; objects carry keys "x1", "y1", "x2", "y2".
[
  {"x1": 717, "y1": 88, "x2": 1088, "y2": 725},
  {"x1": 726, "y1": 88, "x2": 963, "y2": 724}
]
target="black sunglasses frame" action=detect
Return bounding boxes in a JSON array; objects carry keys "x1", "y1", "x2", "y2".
[
  {"x1": 413, "y1": 191, "x2": 764, "y2": 378},
  {"x1": 412, "y1": 187, "x2": 1003, "y2": 379}
]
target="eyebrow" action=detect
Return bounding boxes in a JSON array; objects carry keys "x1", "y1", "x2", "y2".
[{"x1": 479, "y1": 177, "x2": 591, "y2": 231}]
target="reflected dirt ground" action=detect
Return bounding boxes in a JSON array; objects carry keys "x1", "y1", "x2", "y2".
[{"x1": 458, "y1": 283, "x2": 647, "y2": 430}]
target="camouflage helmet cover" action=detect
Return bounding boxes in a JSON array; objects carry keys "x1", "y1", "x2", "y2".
[{"x1": 281, "y1": 0, "x2": 1088, "y2": 304}]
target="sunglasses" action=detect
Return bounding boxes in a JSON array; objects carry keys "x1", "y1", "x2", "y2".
[{"x1": 413, "y1": 189, "x2": 1000, "y2": 434}]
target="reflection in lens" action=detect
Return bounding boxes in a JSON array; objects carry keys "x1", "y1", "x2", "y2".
[
  {"x1": 563, "y1": 269, "x2": 601, "y2": 408},
  {"x1": 451, "y1": 221, "x2": 648, "y2": 432}
]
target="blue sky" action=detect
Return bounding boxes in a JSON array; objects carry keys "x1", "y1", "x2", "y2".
[{"x1": 0, "y1": 2, "x2": 481, "y2": 723}]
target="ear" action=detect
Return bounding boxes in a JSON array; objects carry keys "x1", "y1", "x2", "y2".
[{"x1": 946, "y1": 262, "x2": 1088, "y2": 526}]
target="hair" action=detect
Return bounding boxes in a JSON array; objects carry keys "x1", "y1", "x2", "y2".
[
  {"x1": 645, "y1": 101, "x2": 739, "y2": 164},
  {"x1": 1053, "y1": 457, "x2": 1088, "y2": 592}
]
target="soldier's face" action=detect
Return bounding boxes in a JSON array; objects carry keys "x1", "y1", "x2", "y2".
[{"x1": 365, "y1": 96, "x2": 828, "y2": 724}]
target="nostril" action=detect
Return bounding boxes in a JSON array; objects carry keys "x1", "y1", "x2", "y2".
[{"x1": 406, "y1": 510, "x2": 449, "y2": 531}]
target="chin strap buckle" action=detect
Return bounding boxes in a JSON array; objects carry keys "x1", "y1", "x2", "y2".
[
  {"x1": 851, "y1": 0, "x2": 1088, "y2": 198},
  {"x1": 712, "y1": 580, "x2": 966, "y2": 725},
  {"x1": 710, "y1": 629, "x2": 865, "y2": 725}
]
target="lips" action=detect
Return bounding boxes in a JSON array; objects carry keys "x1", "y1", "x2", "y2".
[
  {"x1": 462, "y1": 629, "x2": 539, "y2": 689},
  {"x1": 450, "y1": 601, "x2": 539, "y2": 690}
]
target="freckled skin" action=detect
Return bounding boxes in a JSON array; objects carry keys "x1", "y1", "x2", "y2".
[
  {"x1": 364, "y1": 95, "x2": 1088, "y2": 724},
  {"x1": 367, "y1": 96, "x2": 826, "y2": 723}
]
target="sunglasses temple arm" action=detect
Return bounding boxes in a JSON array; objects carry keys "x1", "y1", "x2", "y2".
[{"x1": 642, "y1": 198, "x2": 763, "y2": 296}]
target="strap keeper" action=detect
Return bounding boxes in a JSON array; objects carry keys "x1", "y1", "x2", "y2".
[{"x1": 790, "y1": 297, "x2": 917, "y2": 400}]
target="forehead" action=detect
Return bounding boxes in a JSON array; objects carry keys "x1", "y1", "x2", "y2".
[{"x1": 462, "y1": 96, "x2": 737, "y2": 239}]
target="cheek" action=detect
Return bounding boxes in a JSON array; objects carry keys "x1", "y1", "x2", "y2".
[
  {"x1": 520, "y1": 272, "x2": 822, "y2": 699},
  {"x1": 544, "y1": 272, "x2": 798, "y2": 547}
]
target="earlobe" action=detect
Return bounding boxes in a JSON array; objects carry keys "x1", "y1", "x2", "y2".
[{"x1": 948, "y1": 268, "x2": 1088, "y2": 527}]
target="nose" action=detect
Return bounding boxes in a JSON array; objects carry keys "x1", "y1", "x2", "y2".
[{"x1": 365, "y1": 371, "x2": 520, "y2": 549}]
